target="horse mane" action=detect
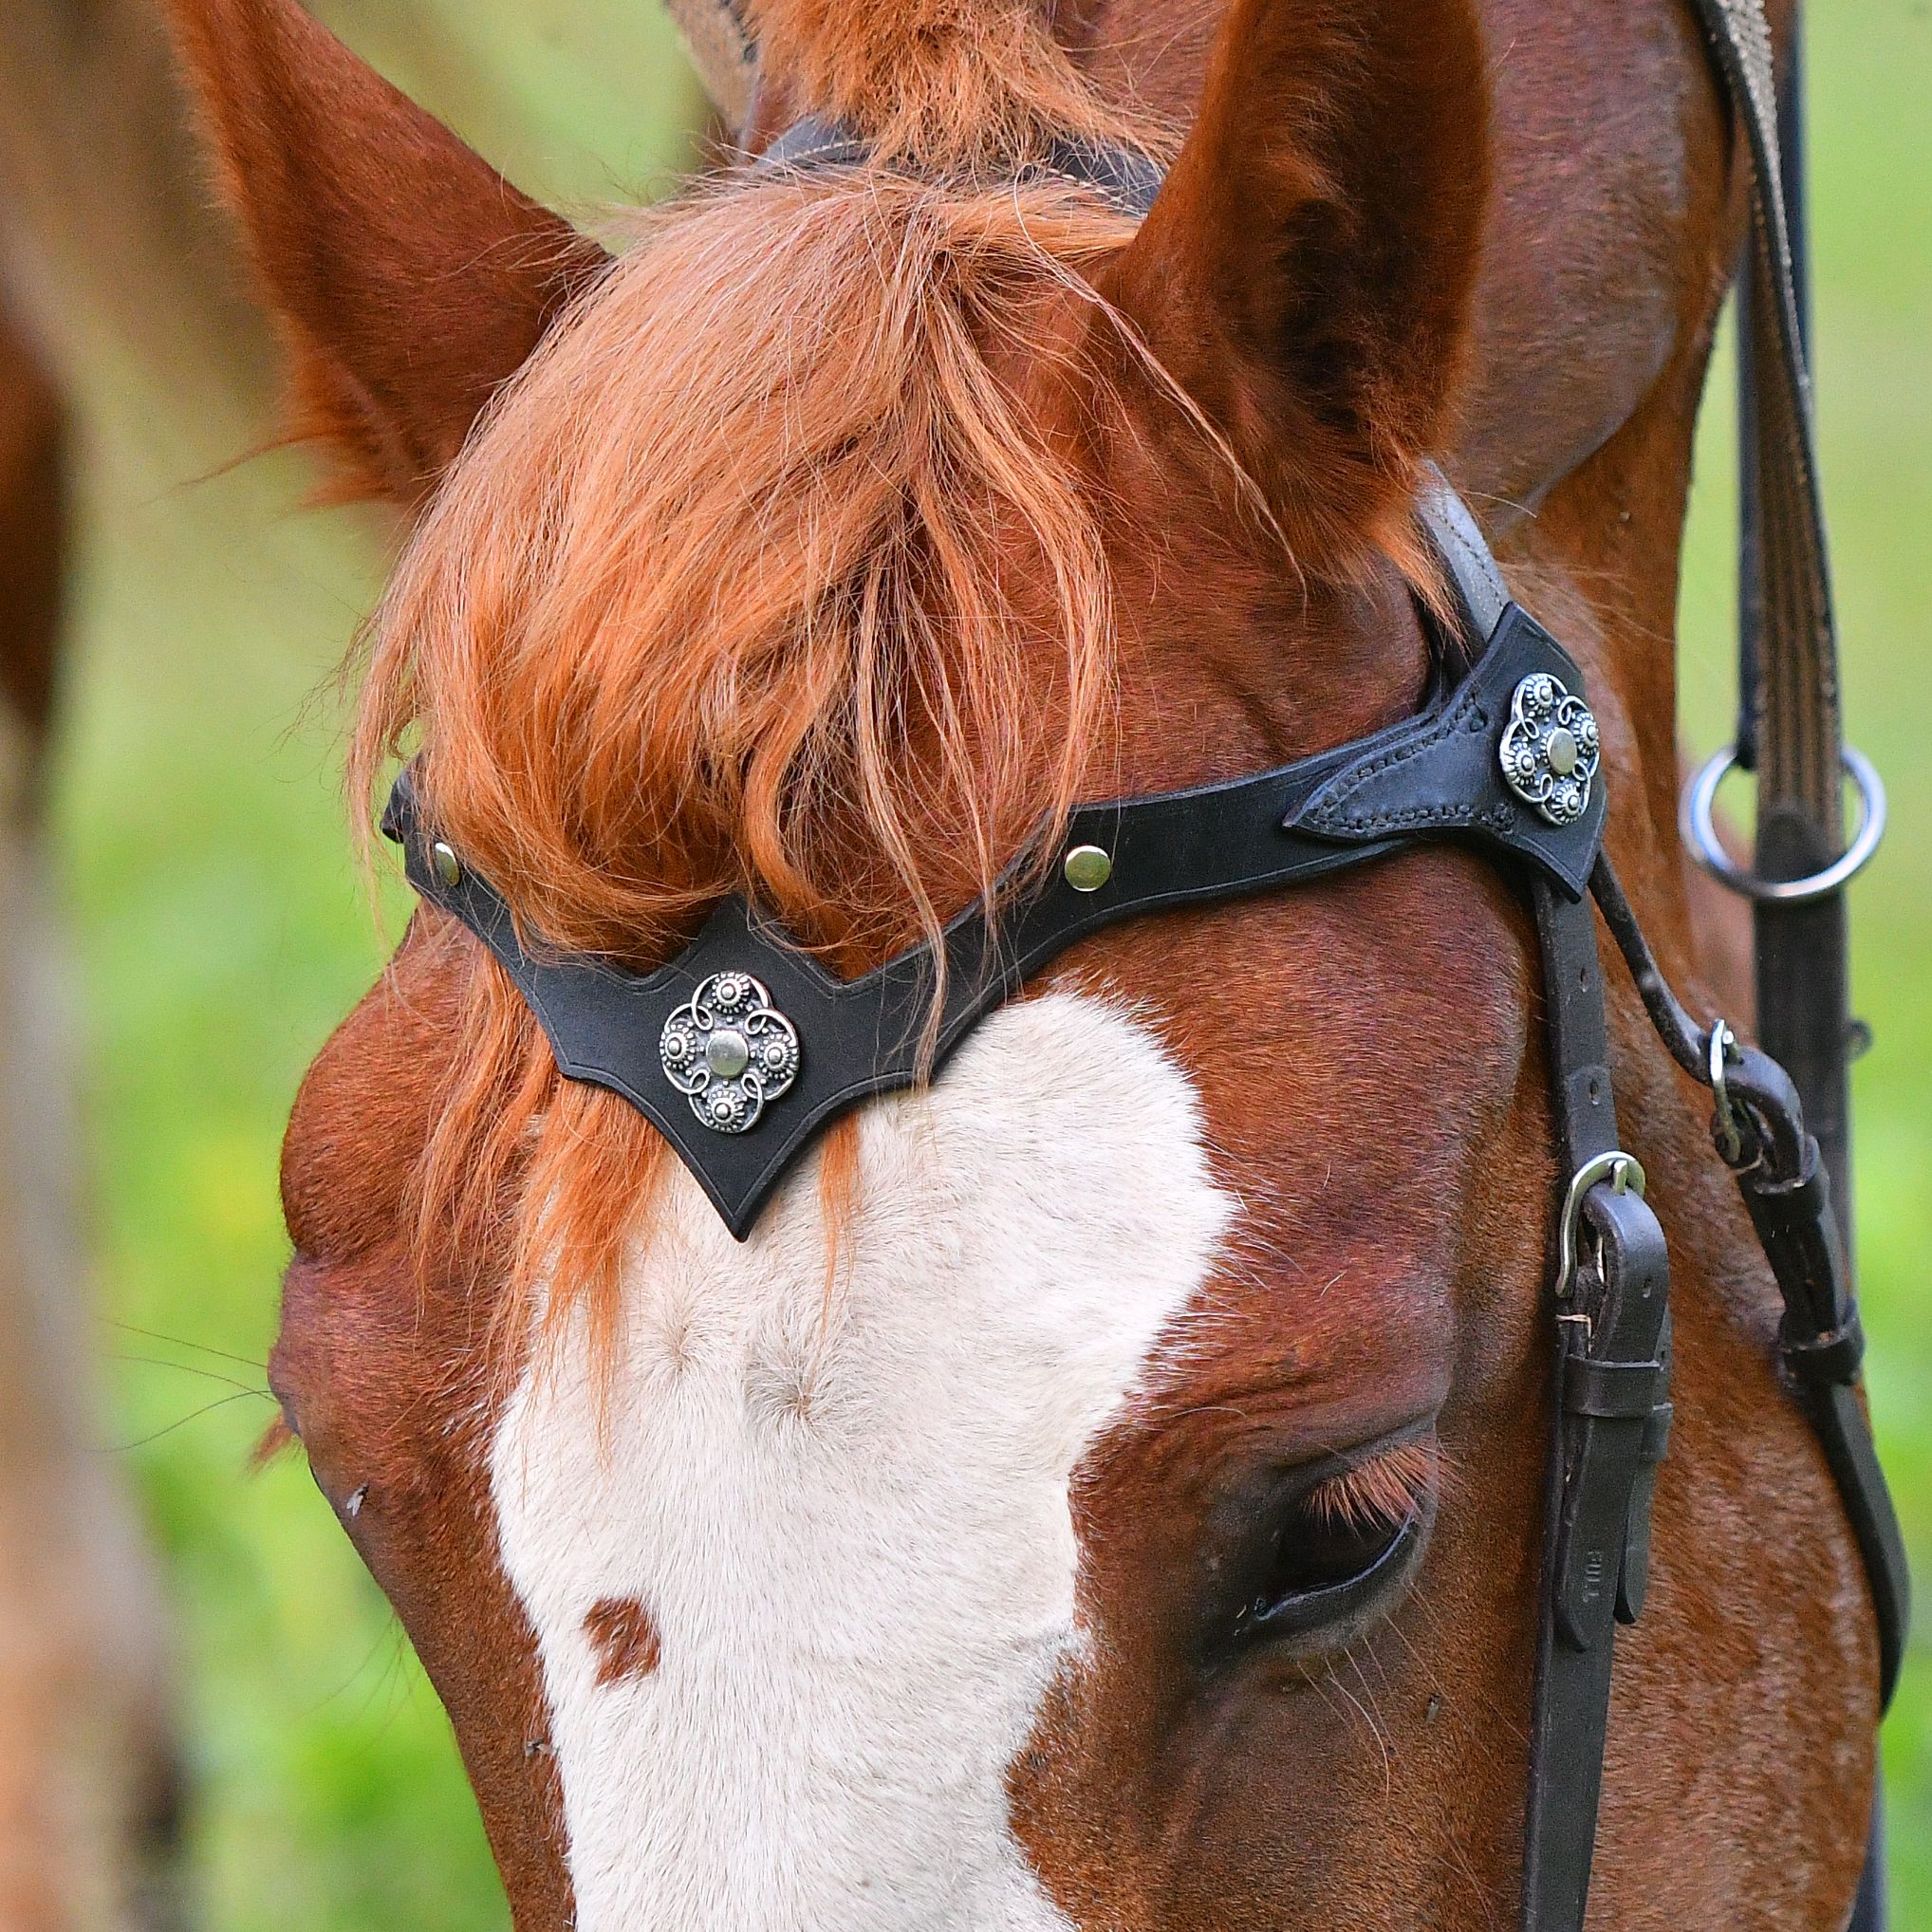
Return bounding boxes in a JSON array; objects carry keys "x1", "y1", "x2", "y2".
[
  {"x1": 356, "y1": 162, "x2": 1153, "y2": 1352},
  {"x1": 743, "y1": 0, "x2": 1153, "y2": 166}
]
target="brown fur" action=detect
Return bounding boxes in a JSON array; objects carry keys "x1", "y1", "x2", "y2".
[
  {"x1": 169, "y1": 0, "x2": 1875, "y2": 1924},
  {"x1": 0, "y1": 302, "x2": 63, "y2": 771},
  {"x1": 163, "y1": 0, "x2": 607, "y2": 504},
  {"x1": 1096, "y1": 0, "x2": 1489, "y2": 573},
  {"x1": 584, "y1": 1599, "x2": 664, "y2": 1686},
  {"x1": 744, "y1": 0, "x2": 1158, "y2": 166}
]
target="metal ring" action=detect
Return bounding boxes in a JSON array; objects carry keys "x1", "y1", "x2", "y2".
[
  {"x1": 1555, "y1": 1151, "x2": 1647, "y2": 1301},
  {"x1": 1681, "y1": 744, "x2": 1886, "y2": 904}
]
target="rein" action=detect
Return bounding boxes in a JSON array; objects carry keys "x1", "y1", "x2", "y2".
[
  {"x1": 386, "y1": 7, "x2": 1905, "y2": 1926},
  {"x1": 1678, "y1": 7, "x2": 1903, "y2": 1926}
]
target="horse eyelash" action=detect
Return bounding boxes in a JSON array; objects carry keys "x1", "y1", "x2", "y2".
[
  {"x1": 250, "y1": 1414, "x2": 300, "y2": 1474},
  {"x1": 1301, "y1": 1439, "x2": 1437, "y2": 1533}
]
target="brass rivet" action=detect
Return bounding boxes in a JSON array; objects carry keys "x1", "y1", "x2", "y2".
[
  {"x1": 432, "y1": 840, "x2": 462, "y2": 889},
  {"x1": 1063, "y1": 844, "x2": 1113, "y2": 893}
]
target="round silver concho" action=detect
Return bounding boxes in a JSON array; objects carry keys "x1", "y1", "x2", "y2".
[
  {"x1": 659, "y1": 972, "x2": 801, "y2": 1134},
  {"x1": 1499, "y1": 672, "x2": 1602, "y2": 827}
]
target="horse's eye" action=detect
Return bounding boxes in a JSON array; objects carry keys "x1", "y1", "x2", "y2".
[{"x1": 1233, "y1": 1481, "x2": 1425, "y2": 1642}]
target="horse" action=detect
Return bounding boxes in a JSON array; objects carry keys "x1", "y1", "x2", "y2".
[
  {"x1": 0, "y1": 286, "x2": 181, "y2": 1932},
  {"x1": 0, "y1": 3, "x2": 309, "y2": 1912},
  {"x1": 162, "y1": 0, "x2": 1884, "y2": 1924}
]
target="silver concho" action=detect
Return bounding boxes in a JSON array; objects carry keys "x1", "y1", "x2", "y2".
[
  {"x1": 1499, "y1": 673, "x2": 1602, "y2": 827},
  {"x1": 659, "y1": 972, "x2": 801, "y2": 1134}
]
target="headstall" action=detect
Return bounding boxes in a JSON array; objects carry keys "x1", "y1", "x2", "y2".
[{"x1": 381, "y1": 64, "x2": 1907, "y2": 1932}]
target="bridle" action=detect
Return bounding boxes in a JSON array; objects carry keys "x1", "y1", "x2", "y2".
[
  {"x1": 380, "y1": 4, "x2": 1909, "y2": 1923},
  {"x1": 382, "y1": 474, "x2": 1902, "y2": 1928}
]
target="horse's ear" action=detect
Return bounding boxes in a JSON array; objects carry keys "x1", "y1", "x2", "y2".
[
  {"x1": 1095, "y1": 0, "x2": 1490, "y2": 573},
  {"x1": 164, "y1": 0, "x2": 609, "y2": 506}
]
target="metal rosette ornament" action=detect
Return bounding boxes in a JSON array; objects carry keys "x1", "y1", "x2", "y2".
[
  {"x1": 659, "y1": 972, "x2": 801, "y2": 1134},
  {"x1": 1500, "y1": 673, "x2": 1602, "y2": 827}
]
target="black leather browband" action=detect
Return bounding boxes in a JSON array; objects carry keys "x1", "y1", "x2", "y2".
[{"x1": 384, "y1": 493, "x2": 1603, "y2": 1237}]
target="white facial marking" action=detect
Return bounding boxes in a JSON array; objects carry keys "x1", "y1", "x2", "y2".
[{"x1": 492, "y1": 991, "x2": 1232, "y2": 1930}]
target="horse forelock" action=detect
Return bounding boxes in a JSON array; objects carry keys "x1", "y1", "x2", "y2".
[{"x1": 355, "y1": 172, "x2": 1163, "y2": 1367}]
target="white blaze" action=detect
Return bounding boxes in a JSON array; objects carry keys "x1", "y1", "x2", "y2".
[{"x1": 492, "y1": 992, "x2": 1231, "y2": 1930}]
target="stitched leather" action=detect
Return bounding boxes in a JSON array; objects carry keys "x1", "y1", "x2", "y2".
[
  {"x1": 1288, "y1": 604, "x2": 1607, "y2": 898},
  {"x1": 1719, "y1": 1043, "x2": 1908, "y2": 1705},
  {"x1": 385, "y1": 495, "x2": 1608, "y2": 1236}
]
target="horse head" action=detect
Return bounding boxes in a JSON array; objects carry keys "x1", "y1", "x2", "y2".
[{"x1": 164, "y1": 0, "x2": 1879, "y2": 1923}]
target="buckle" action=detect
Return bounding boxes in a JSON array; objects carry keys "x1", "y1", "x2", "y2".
[
  {"x1": 1555, "y1": 1152, "x2": 1646, "y2": 1302},
  {"x1": 1707, "y1": 1020, "x2": 1744, "y2": 1162}
]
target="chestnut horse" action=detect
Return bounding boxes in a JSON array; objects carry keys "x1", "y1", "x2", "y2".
[
  {"x1": 167, "y1": 0, "x2": 1878, "y2": 1924},
  {"x1": 0, "y1": 289, "x2": 179, "y2": 1931}
]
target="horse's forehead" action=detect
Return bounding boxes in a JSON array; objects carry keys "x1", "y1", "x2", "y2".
[{"x1": 489, "y1": 990, "x2": 1232, "y2": 1930}]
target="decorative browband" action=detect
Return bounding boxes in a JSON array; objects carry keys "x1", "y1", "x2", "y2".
[{"x1": 384, "y1": 541, "x2": 1607, "y2": 1238}]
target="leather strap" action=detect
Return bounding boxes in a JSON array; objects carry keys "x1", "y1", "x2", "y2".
[
  {"x1": 1685, "y1": 0, "x2": 1840, "y2": 842},
  {"x1": 1719, "y1": 1045, "x2": 1909, "y2": 1707},
  {"x1": 388, "y1": 565, "x2": 1604, "y2": 1236},
  {"x1": 1518, "y1": 881, "x2": 1673, "y2": 1932},
  {"x1": 759, "y1": 112, "x2": 1166, "y2": 214},
  {"x1": 1420, "y1": 472, "x2": 1511, "y2": 642},
  {"x1": 1680, "y1": 7, "x2": 1893, "y2": 1920}
]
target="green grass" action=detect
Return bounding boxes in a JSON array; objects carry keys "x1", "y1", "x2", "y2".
[{"x1": 44, "y1": 1, "x2": 1932, "y2": 1924}]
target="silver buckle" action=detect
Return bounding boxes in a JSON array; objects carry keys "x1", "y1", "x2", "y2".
[
  {"x1": 1555, "y1": 1151, "x2": 1647, "y2": 1302},
  {"x1": 1681, "y1": 744, "x2": 1886, "y2": 904},
  {"x1": 1708, "y1": 1020, "x2": 1743, "y2": 1162}
]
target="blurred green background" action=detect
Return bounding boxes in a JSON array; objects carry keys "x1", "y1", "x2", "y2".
[{"x1": 36, "y1": 0, "x2": 1930, "y2": 1925}]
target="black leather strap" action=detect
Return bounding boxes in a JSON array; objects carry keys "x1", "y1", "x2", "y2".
[
  {"x1": 1718, "y1": 1045, "x2": 1909, "y2": 1707},
  {"x1": 1593, "y1": 853, "x2": 1909, "y2": 1712},
  {"x1": 1683, "y1": 4, "x2": 1895, "y2": 1915},
  {"x1": 388, "y1": 760, "x2": 1400, "y2": 1236},
  {"x1": 1518, "y1": 881, "x2": 1674, "y2": 1932},
  {"x1": 1420, "y1": 471, "x2": 1512, "y2": 642},
  {"x1": 386, "y1": 540, "x2": 1607, "y2": 1236},
  {"x1": 1289, "y1": 605, "x2": 1606, "y2": 899},
  {"x1": 758, "y1": 112, "x2": 1165, "y2": 215}
]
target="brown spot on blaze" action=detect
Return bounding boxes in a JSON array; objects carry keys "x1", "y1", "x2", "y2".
[{"x1": 584, "y1": 1598, "x2": 662, "y2": 1685}]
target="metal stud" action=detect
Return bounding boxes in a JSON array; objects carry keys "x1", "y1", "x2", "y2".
[
  {"x1": 1063, "y1": 844, "x2": 1113, "y2": 893},
  {"x1": 432, "y1": 840, "x2": 463, "y2": 889},
  {"x1": 1499, "y1": 673, "x2": 1601, "y2": 827}
]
